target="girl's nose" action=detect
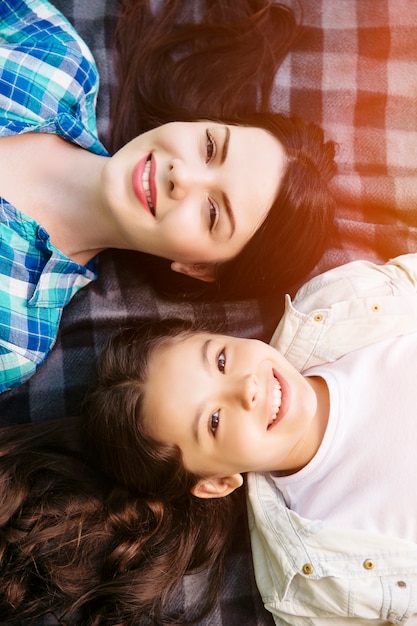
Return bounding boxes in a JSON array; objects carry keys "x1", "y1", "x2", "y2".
[{"x1": 235, "y1": 374, "x2": 257, "y2": 410}]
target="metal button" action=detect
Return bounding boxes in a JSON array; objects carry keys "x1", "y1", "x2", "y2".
[
  {"x1": 397, "y1": 581, "x2": 407, "y2": 589},
  {"x1": 313, "y1": 314, "x2": 323, "y2": 322},
  {"x1": 302, "y1": 563, "x2": 314, "y2": 575},
  {"x1": 363, "y1": 559, "x2": 375, "y2": 570},
  {"x1": 372, "y1": 304, "x2": 380, "y2": 312}
]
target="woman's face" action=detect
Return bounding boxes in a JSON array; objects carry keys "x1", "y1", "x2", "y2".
[
  {"x1": 102, "y1": 121, "x2": 286, "y2": 281},
  {"x1": 142, "y1": 332, "x2": 325, "y2": 494}
]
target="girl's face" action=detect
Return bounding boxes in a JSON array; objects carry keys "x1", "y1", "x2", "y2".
[
  {"x1": 101, "y1": 122, "x2": 286, "y2": 281},
  {"x1": 142, "y1": 332, "x2": 328, "y2": 497}
]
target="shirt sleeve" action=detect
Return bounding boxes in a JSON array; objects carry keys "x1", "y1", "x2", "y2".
[
  {"x1": 0, "y1": 0, "x2": 102, "y2": 150},
  {"x1": 271, "y1": 253, "x2": 417, "y2": 370},
  {"x1": 292, "y1": 253, "x2": 417, "y2": 313},
  {"x1": 0, "y1": 344, "x2": 37, "y2": 392}
]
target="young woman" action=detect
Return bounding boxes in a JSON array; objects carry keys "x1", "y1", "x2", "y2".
[
  {"x1": 0, "y1": 0, "x2": 336, "y2": 393},
  {"x1": 2, "y1": 253, "x2": 417, "y2": 624}
]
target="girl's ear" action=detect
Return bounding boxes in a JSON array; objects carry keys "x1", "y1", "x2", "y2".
[
  {"x1": 191, "y1": 474, "x2": 243, "y2": 499},
  {"x1": 170, "y1": 261, "x2": 217, "y2": 283}
]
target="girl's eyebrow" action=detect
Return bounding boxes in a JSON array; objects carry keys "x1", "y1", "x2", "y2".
[{"x1": 192, "y1": 339, "x2": 211, "y2": 443}]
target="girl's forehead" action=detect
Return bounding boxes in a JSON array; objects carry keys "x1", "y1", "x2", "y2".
[
  {"x1": 152, "y1": 331, "x2": 213, "y2": 361},
  {"x1": 143, "y1": 333, "x2": 212, "y2": 426}
]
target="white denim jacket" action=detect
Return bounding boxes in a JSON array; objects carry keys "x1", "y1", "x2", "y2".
[{"x1": 248, "y1": 253, "x2": 417, "y2": 625}]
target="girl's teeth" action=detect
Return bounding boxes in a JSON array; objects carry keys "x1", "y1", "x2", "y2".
[
  {"x1": 269, "y1": 378, "x2": 282, "y2": 426},
  {"x1": 142, "y1": 158, "x2": 155, "y2": 215}
]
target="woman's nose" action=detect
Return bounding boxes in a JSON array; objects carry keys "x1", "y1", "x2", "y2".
[{"x1": 168, "y1": 159, "x2": 208, "y2": 200}]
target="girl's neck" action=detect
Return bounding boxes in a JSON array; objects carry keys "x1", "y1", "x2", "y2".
[
  {"x1": 274, "y1": 376, "x2": 330, "y2": 478},
  {"x1": 0, "y1": 133, "x2": 109, "y2": 266}
]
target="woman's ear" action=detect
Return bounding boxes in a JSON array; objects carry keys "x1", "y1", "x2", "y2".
[
  {"x1": 170, "y1": 261, "x2": 217, "y2": 283},
  {"x1": 191, "y1": 474, "x2": 243, "y2": 499}
]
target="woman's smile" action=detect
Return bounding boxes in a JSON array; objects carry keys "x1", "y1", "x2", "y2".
[
  {"x1": 100, "y1": 121, "x2": 287, "y2": 275},
  {"x1": 132, "y1": 153, "x2": 157, "y2": 216}
]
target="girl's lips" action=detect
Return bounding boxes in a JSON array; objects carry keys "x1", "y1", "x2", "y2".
[
  {"x1": 132, "y1": 153, "x2": 157, "y2": 216},
  {"x1": 267, "y1": 370, "x2": 290, "y2": 430}
]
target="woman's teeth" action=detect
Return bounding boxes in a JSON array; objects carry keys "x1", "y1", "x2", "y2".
[
  {"x1": 142, "y1": 157, "x2": 155, "y2": 215},
  {"x1": 269, "y1": 378, "x2": 282, "y2": 427}
]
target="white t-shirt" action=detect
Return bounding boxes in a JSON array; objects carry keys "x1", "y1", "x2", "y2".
[{"x1": 273, "y1": 331, "x2": 417, "y2": 542}]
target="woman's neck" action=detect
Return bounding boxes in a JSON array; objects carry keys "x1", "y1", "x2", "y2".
[{"x1": 0, "y1": 133, "x2": 110, "y2": 265}]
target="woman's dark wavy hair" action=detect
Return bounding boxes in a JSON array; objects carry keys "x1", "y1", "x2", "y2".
[
  {"x1": 110, "y1": 0, "x2": 337, "y2": 300},
  {"x1": 214, "y1": 112, "x2": 337, "y2": 298},
  {"x1": 0, "y1": 322, "x2": 241, "y2": 625},
  {"x1": 110, "y1": 0, "x2": 303, "y2": 149}
]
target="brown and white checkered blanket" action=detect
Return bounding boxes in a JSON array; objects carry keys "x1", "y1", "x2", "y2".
[
  {"x1": 2, "y1": 1, "x2": 417, "y2": 624},
  {"x1": 279, "y1": 0, "x2": 417, "y2": 275}
]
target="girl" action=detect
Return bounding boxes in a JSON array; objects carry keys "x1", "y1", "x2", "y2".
[
  {"x1": 83, "y1": 252, "x2": 417, "y2": 625},
  {"x1": 2, "y1": 253, "x2": 417, "y2": 624},
  {"x1": 0, "y1": 0, "x2": 336, "y2": 393}
]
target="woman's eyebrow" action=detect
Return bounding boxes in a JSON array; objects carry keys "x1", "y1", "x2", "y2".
[
  {"x1": 220, "y1": 126, "x2": 236, "y2": 237},
  {"x1": 222, "y1": 192, "x2": 235, "y2": 237},
  {"x1": 192, "y1": 339, "x2": 212, "y2": 443},
  {"x1": 220, "y1": 125, "x2": 230, "y2": 164}
]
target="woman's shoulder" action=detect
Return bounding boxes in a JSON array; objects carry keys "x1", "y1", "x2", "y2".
[
  {"x1": 0, "y1": 0, "x2": 101, "y2": 143},
  {"x1": 0, "y1": 0, "x2": 99, "y2": 100}
]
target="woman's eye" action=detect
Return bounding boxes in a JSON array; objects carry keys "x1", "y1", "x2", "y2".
[
  {"x1": 205, "y1": 129, "x2": 217, "y2": 164},
  {"x1": 210, "y1": 411, "x2": 220, "y2": 436},
  {"x1": 209, "y1": 198, "x2": 219, "y2": 231},
  {"x1": 217, "y1": 349, "x2": 226, "y2": 373}
]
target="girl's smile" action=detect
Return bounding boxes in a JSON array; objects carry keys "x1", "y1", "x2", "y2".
[
  {"x1": 268, "y1": 369, "x2": 289, "y2": 429},
  {"x1": 142, "y1": 332, "x2": 330, "y2": 496}
]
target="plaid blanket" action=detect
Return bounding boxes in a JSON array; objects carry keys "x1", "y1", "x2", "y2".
[
  {"x1": 278, "y1": 0, "x2": 417, "y2": 275},
  {"x1": 2, "y1": 0, "x2": 417, "y2": 624}
]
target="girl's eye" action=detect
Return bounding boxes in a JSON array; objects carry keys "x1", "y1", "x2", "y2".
[
  {"x1": 217, "y1": 349, "x2": 226, "y2": 373},
  {"x1": 210, "y1": 411, "x2": 220, "y2": 436},
  {"x1": 208, "y1": 198, "x2": 219, "y2": 232},
  {"x1": 205, "y1": 129, "x2": 217, "y2": 164}
]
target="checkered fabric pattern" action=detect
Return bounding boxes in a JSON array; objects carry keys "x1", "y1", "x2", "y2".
[
  {"x1": 0, "y1": 0, "x2": 109, "y2": 392},
  {"x1": 0, "y1": 0, "x2": 105, "y2": 152},
  {"x1": 272, "y1": 0, "x2": 417, "y2": 274},
  {"x1": 6, "y1": 0, "x2": 415, "y2": 423},
  {"x1": 0, "y1": 200, "x2": 96, "y2": 392},
  {"x1": 2, "y1": 0, "x2": 417, "y2": 624}
]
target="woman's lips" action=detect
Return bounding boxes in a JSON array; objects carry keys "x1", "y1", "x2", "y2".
[
  {"x1": 267, "y1": 370, "x2": 290, "y2": 430},
  {"x1": 132, "y1": 153, "x2": 157, "y2": 216}
]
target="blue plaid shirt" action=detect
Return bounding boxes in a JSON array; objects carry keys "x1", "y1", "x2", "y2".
[{"x1": 0, "y1": 0, "x2": 109, "y2": 392}]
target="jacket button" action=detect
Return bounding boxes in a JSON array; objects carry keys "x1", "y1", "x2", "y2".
[
  {"x1": 363, "y1": 559, "x2": 375, "y2": 570},
  {"x1": 372, "y1": 304, "x2": 380, "y2": 312},
  {"x1": 313, "y1": 314, "x2": 323, "y2": 322},
  {"x1": 397, "y1": 581, "x2": 407, "y2": 588},
  {"x1": 302, "y1": 563, "x2": 314, "y2": 575}
]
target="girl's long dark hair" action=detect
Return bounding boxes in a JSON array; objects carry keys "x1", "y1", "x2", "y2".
[{"x1": 0, "y1": 323, "x2": 242, "y2": 625}]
